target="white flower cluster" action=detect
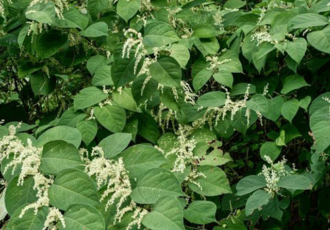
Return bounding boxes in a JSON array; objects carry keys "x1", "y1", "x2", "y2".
[
  {"x1": 0, "y1": 0, "x2": 12, "y2": 20},
  {"x1": 122, "y1": 28, "x2": 147, "y2": 74},
  {"x1": 193, "y1": 85, "x2": 251, "y2": 129},
  {"x1": 0, "y1": 124, "x2": 65, "y2": 229},
  {"x1": 84, "y1": 146, "x2": 147, "y2": 229},
  {"x1": 251, "y1": 26, "x2": 278, "y2": 46},
  {"x1": 213, "y1": 9, "x2": 224, "y2": 31},
  {"x1": 28, "y1": 0, "x2": 68, "y2": 20},
  {"x1": 165, "y1": 125, "x2": 199, "y2": 173},
  {"x1": 181, "y1": 81, "x2": 198, "y2": 105},
  {"x1": 261, "y1": 156, "x2": 289, "y2": 194},
  {"x1": 206, "y1": 55, "x2": 232, "y2": 73},
  {"x1": 153, "y1": 103, "x2": 177, "y2": 132}
]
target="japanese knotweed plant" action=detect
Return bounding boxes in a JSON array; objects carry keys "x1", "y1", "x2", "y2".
[{"x1": 1, "y1": 0, "x2": 330, "y2": 229}]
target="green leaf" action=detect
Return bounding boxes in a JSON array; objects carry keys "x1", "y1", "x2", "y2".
[
  {"x1": 30, "y1": 72, "x2": 55, "y2": 96},
  {"x1": 193, "y1": 37, "x2": 220, "y2": 56},
  {"x1": 55, "y1": 7, "x2": 89, "y2": 30},
  {"x1": 310, "y1": 106, "x2": 330, "y2": 152},
  {"x1": 39, "y1": 140, "x2": 83, "y2": 175},
  {"x1": 168, "y1": 44, "x2": 190, "y2": 68},
  {"x1": 113, "y1": 88, "x2": 138, "y2": 112},
  {"x1": 79, "y1": 22, "x2": 108, "y2": 37},
  {"x1": 213, "y1": 70, "x2": 233, "y2": 88},
  {"x1": 188, "y1": 166, "x2": 231, "y2": 196},
  {"x1": 132, "y1": 74, "x2": 159, "y2": 105},
  {"x1": 236, "y1": 175, "x2": 266, "y2": 196},
  {"x1": 224, "y1": 0, "x2": 246, "y2": 9},
  {"x1": 288, "y1": 13, "x2": 328, "y2": 30},
  {"x1": 281, "y1": 75, "x2": 310, "y2": 94},
  {"x1": 299, "y1": 96, "x2": 311, "y2": 111},
  {"x1": 17, "y1": 25, "x2": 30, "y2": 48},
  {"x1": 245, "y1": 190, "x2": 271, "y2": 216},
  {"x1": 116, "y1": 0, "x2": 141, "y2": 22},
  {"x1": 99, "y1": 133, "x2": 132, "y2": 158},
  {"x1": 94, "y1": 105, "x2": 126, "y2": 133},
  {"x1": 92, "y1": 66, "x2": 113, "y2": 86},
  {"x1": 18, "y1": 61, "x2": 43, "y2": 79},
  {"x1": 121, "y1": 144, "x2": 166, "y2": 178},
  {"x1": 25, "y1": 2, "x2": 55, "y2": 24},
  {"x1": 35, "y1": 30, "x2": 68, "y2": 59},
  {"x1": 131, "y1": 168, "x2": 185, "y2": 204},
  {"x1": 309, "y1": 92, "x2": 330, "y2": 115},
  {"x1": 263, "y1": 96, "x2": 284, "y2": 122},
  {"x1": 49, "y1": 169, "x2": 99, "y2": 211},
  {"x1": 5, "y1": 176, "x2": 37, "y2": 216},
  {"x1": 137, "y1": 113, "x2": 160, "y2": 144},
  {"x1": 87, "y1": 55, "x2": 110, "y2": 75},
  {"x1": 193, "y1": 25, "x2": 219, "y2": 38},
  {"x1": 285, "y1": 38, "x2": 307, "y2": 64},
  {"x1": 275, "y1": 130, "x2": 286, "y2": 146},
  {"x1": 37, "y1": 126, "x2": 82, "y2": 148},
  {"x1": 76, "y1": 120, "x2": 97, "y2": 146},
  {"x1": 150, "y1": 56, "x2": 182, "y2": 87},
  {"x1": 199, "y1": 149, "x2": 232, "y2": 166},
  {"x1": 59, "y1": 204, "x2": 105, "y2": 230},
  {"x1": 183, "y1": 201, "x2": 217, "y2": 224},
  {"x1": 278, "y1": 175, "x2": 313, "y2": 190},
  {"x1": 142, "y1": 197, "x2": 184, "y2": 230},
  {"x1": 74, "y1": 87, "x2": 108, "y2": 111},
  {"x1": 246, "y1": 94, "x2": 268, "y2": 113},
  {"x1": 192, "y1": 68, "x2": 213, "y2": 91},
  {"x1": 58, "y1": 109, "x2": 86, "y2": 127},
  {"x1": 260, "y1": 142, "x2": 282, "y2": 162},
  {"x1": 143, "y1": 21, "x2": 180, "y2": 47},
  {"x1": 7, "y1": 206, "x2": 48, "y2": 230},
  {"x1": 197, "y1": 91, "x2": 226, "y2": 107},
  {"x1": 281, "y1": 99, "x2": 299, "y2": 123},
  {"x1": 307, "y1": 27, "x2": 330, "y2": 54},
  {"x1": 230, "y1": 83, "x2": 256, "y2": 96}
]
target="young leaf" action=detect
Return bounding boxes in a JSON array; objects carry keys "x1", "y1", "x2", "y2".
[
  {"x1": 260, "y1": 142, "x2": 282, "y2": 162},
  {"x1": 281, "y1": 99, "x2": 299, "y2": 123},
  {"x1": 116, "y1": 0, "x2": 141, "y2": 22},
  {"x1": 184, "y1": 201, "x2": 217, "y2": 224},
  {"x1": 76, "y1": 120, "x2": 98, "y2": 146}
]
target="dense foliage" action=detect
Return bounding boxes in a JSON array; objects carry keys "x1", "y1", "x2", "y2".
[{"x1": 0, "y1": 0, "x2": 330, "y2": 229}]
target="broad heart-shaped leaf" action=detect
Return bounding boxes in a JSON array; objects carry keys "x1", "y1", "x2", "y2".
[
  {"x1": 48, "y1": 168, "x2": 99, "y2": 211},
  {"x1": 132, "y1": 74, "x2": 159, "y2": 105},
  {"x1": 213, "y1": 70, "x2": 233, "y2": 88},
  {"x1": 149, "y1": 56, "x2": 182, "y2": 87},
  {"x1": 236, "y1": 175, "x2": 266, "y2": 196},
  {"x1": 193, "y1": 68, "x2": 213, "y2": 91},
  {"x1": 260, "y1": 142, "x2": 282, "y2": 162},
  {"x1": 25, "y1": 2, "x2": 55, "y2": 24},
  {"x1": 37, "y1": 126, "x2": 82, "y2": 148},
  {"x1": 18, "y1": 61, "x2": 44, "y2": 79},
  {"x1": 231, "y1": 108, "x2": 258, "y2": 135},
  {"x1": 245, "y1": 190, "x2": 271, "y2": 216},
  {"x1": 94, "y1": 104, "x2": 126, "y2": 133},
  {"x1": 137, "y1": 113, "x2": 160, "y2": 144},
  {"x1": 74, "y1": 87, "x2": 108, "y2": 111},
  {"x1": 188, "y1": 166, "x2": 231, "y2": 196},
  {"x1": 79, "y1": 22, "x2": 108, "y2": 37},
  {"x1": 307, "y1": 27, "x2": 330, "y2": 54},
  {"x1": 142, "y1": 197, "x2": 184, "y2": 230},
  {"x1": 281, "y1": 75, "x2": 310, "y2": 95},
  {"x1": 288, "y1": 13, "x2": 328, "y2": 30},
  {"x1": 76, "y1": 120, "x2": 97, "y2": 146},
  {"x1": 131, "y1": 168, "x2": 186, "y2": 204},
  {"x1": 111, "y1": 50, "x2": 143, "y2": 88},
  {"x1": 183, "y1": 201, "x2": 217, "y2": 224},
  {"x1": 87, "y1": 55, "x2": 111, "y2": 75},
  {"x1": 58, "y1": 204, "x2": 105, "y2": 230},
  {"x1": 5, "y1": 176, "x2": 37, "y2": 216},
  {"x1": 121, "y1": 144, "x2": 166, "y2": 178},
  {"x1": 113, "y1": 88, "x2": 138, "y2": 112},
  {"x1": 30, "y1": 72, "x2": 55, "y2": 96},
  {"x1": 7, "y1": 206, "x2": 48, "y2": 230},
  {"x1": 309, "y1": 92, "x2": 330, "y2": 116},
  {"x1": 263, "y1": 96, "x2": 284, "y2": 122},
  {"x1": 246, "y1": 94, "x2": 268, "y2": 113},
  {"x1": 143, "y1": 21, "x2": 180, "y2": 47},
  {"x1": 99, "y1": 133, "x2": 132, "y2": 159},
  {"x1": 55, "y1": 7, "x2": 89, "y2": 30},
  {"x1": 281, "y1": 99, "x2": 299, "y2": 123},
  {"x1": 116, "y1": 0, "x2": 141, "y2": 22},
  {"x1": 310, "y1": 106, "x2": 330, "y2": 152},
  {"x1": 299, "y1": 96, "x2": 311, "y2": 111},
  {"x1": 39, "y1": 140, "x2": 83, "y2": 175},
  {"x1": 35, "y1": 30, "x2": 68, "y2": 59},
  {"x1": 169, "y1": 44, "x2": 190, "y2": 68},
  {"x1": 278, "y1": 175, "x2": 313, "y2": 191},
  {"x1": 58, "y1": 109, "x2": 86, "y2": 127},
  {"x1": 285, "y1": 38, "x2": 307, "y2": 64},
  {"x1": 193, "y1": 37, "x2": 220, "y2": 57},
  {"x1": 92, "y1": 66, "x2": 113, "y2": 86},
  {"x1": 197, "y1": 91, "x2": 226, "y2": 107}
]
